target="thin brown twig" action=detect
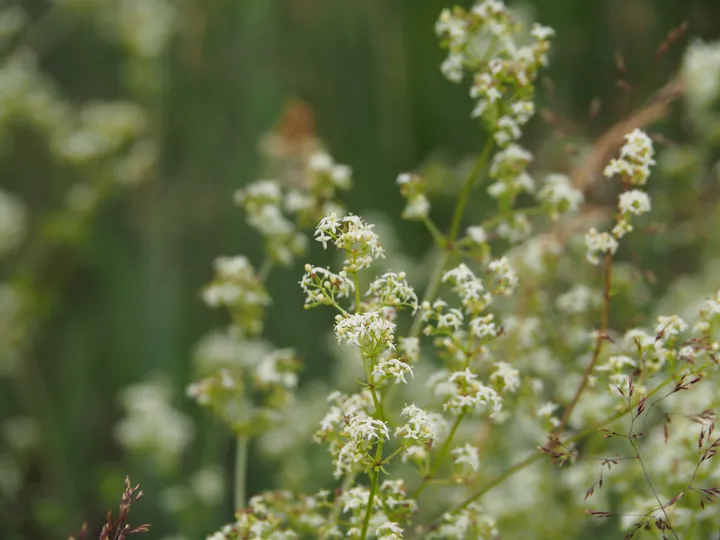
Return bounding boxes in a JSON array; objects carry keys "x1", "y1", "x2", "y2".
[{"x1": 555, "y1": 249, "x2": 613, "y2": 435}]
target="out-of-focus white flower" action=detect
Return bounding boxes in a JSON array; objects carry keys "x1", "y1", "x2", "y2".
[
  {"x1": 115, "y1": 378, "x2": 193, "y2": 465},
  {"x1": 618, "y1": 189, "x2": 651, "y2": 216},
  {"x1": 396, "y1": 404, "x2": 436, "y2": 442},
  {"x1": 682, "y1": 39, "x2": 720, "y2": 113},
  {"x1": 604, "y1": 129, "x2": 655, "y2": 186},
  {"x1": 537, "y1": 173, "x2": 583, "y2": 219},
  {"x1": 452, "y1": 443, "x2": 480, "y2": 472},
  {"x1": 585, "y1": 228, "x2": 618, "y2": 265}
]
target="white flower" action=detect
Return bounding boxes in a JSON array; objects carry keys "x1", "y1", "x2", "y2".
[
  {"x1": 536, "y1": 401, "x2": 559, "y2": 418},
  {"x1": 398, "y1": 337, "x2": 420, "y2": 363},
  {"x1": 452, "y1": 443, "x2": 480, "y2": 472},
  {"x1": 308, "y1": 152, "x2": 333, "y2": 172},
  {"x1": 556, "y1": 285, "x2": 602, "y2": 315},
  {"x1": 396, "y1": 404, "x2": 436, "y2": 442},
  {"x1": 372, "y1": 358, "x2": 414, "y2": 385},
  {"x1": 585, "y1": 227, "x2": 618, "y2": 265},
  {"x1": 618, "y1": 189, "x2": 651, "y2": 215},
  {"x1": 467, "y1": 226, "x2": 487, "y2": 244},
  {"x1": 441, "y1": 369, "x2": 502, "y2": 416},
  {"x1": 469, "y1": 314, "x2": 497, "y2": 339},
  {"x1": 683, "y1": 39, "x2": 720, "y2": 111},
  {"x1": 334, "y1": 311, "x2": 396, "y2": 352},
  {"x1": 490, "y1": 362, "x2": 520, "y2": 393},
  {"x1": 314, "y1": 214, "x2": 385, "y2": 271},
  {"x1": 403, "y1": 194, "x2": 430, "y2": 220},
  {"x1": 537, "y1": 173, "x2": 583, "y2": 218},
  {"x1": 487, "y1": 256, "x2": 518, "y2": 295},
  {"x1": 347, "y1": 415, "x2": 390, "y2": 442},
  {"x1": 366, "y1": 272, "x2": 418, "y2": 313},
  {"x1": 299, "y1": 265, "x2": 354, "y2": 305},
  {"x1": 531, "y1": 24, "x2": 555, "y2": 41},
  {"x1": 655, "y1": 315, "x2": 687, "y2": 339},
  {"x1": 441, "y1": 53, "x2": 465, "y2": 83},
  {"x1": 603, "y1": 129, "x2": 655, "y2": 185},
  {"x1": 376, "y1": 522, "x2": 404, "y2": 540},
  {"x1": 254, "y1": 349, "x2": 298, "y2": 390}
]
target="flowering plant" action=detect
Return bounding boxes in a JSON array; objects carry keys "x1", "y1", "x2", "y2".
[{"x1": 175, "y1": 2, "x2": 720, "y2": 539}]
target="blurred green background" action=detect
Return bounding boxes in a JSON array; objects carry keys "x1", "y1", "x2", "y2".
[{"x1": 1, "y1": 0, "x2": 719, "y2": 538}]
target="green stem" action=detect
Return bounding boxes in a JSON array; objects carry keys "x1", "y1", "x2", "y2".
[
  {"x1": 422, "y1": 217, "x2": 446, "y2": 247},
  {"x1": 353, "y1": 271, "x2": 362, "y2": 314},
  {"x1": 234, "y1": 435, "x2": 248, "y2": 511},
  {"x1": 360, "y1": 440, "x2": 384, "y2": 540},
  {"x1": 448, "y1": 139, "x2": 495, "y2": 244},
  {"x1": 412, "y1": 412, "x2": 465, "y2": 499},
  {"x1": 381, "y1": 444, "x2": 408, "y2": 466}
]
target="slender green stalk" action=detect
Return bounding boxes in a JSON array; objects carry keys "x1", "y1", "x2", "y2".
[
  {"x1": 360, "y1": 441, "x2": 385, "y2": 540},
  {"x1": 447, "y1": 139, "x2": 495, "y2": 244},
  {"x1": 234, "y1": 435, "x2": 248, "y2": 511},
  {"x1": 353, "y1": 271, "x2": 362, "y2": 314}
]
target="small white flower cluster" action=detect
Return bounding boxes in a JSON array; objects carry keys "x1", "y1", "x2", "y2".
[
  {"x1": 489, "y1": 361, "x2": 520, "y2": 393},
  {"x1": 556, "y1": 285, "x2": 602, "y2": 315},
  {"x1": 441, "y1": 263, "x2": 491, "y2": 314},
  {"x1": 433, "y1": 368, "x2": 503, "y2": 416},
  {"x1": 396, "y1": 404, "x2": 438, "y2": 443},
  {"x1": 496, "y1": 213, "x2": 532, "y2": 244},
  {"x1": 427, "y1": 502, "x2": 498, "y2": 539},
  {"x1": 115, "y1": 379, "x2": 193, "y2": 467},
  {"x1": 584, "y1": 228, "x2": 619, "y2": 265},
  {"x1": 536, "y1": 173, "x2": 584, "y2": 220},
  {"x1": 202, "y1": 255, "x2": 270, "y2": 335},
  {"x1": 604, "y1": 129, "x2": 656, "y2": 186},
  {"x1": 366, "y1": 272, "x2": 419, "y2": 313},
  {"x1": 452, "y1": 443, "x2": 481, "y2": 472},
  {"x1": 299, "y1": 265, "x2": 354, "y2": 307},
  {"x1": 286, "y1": 150, "x2": 353, "y2": 226},
  {"x1": 254, "y1": 348, "x2": 300, "y2": 391},
  {"x1": 235, "y1": 180, "x2": 308, "y2": 265},
  {"x1": 187, "y1": 341, "x2": 299, "y2": 432},
  {"x1": 334, "y1": 311, "x2": 396, "y2": 354},
  {"x1": 308, "y1": 151, "x2": 352, "y2": 190},
  {"x1": 54, "y1": 101, "x2": 149, "y2": 165},
  {"x1": 336, "y1": 413, "x2": 390, "y2": 478},
  {"x1": 372, "y1": 357, "x2": 414, "y2": 385},
  {"x1": 487, "y1": 144, "x2": 534, "y2": 200},
  {"x1": 315, "y1": 213, "x2": 385, "y2": 272},
  {"x1": 466, "y1": 225, "x2": 488, "y2": 245},
  {"x1": 586, "y1": 129, "x2": 656, "y2": 263},
  {"x1": 436, "y1": 1, "x2": 554, "y2": 146},
  {"x1": 206, "y1": 491, "x2": 324, "y2": 539},
  {"x1": 487, "y1": 256, "x2": 518, "y2": 296},
  {"x1": 396, "y1": 173, "x2": 430, "y2": 220},
  {"x1": 682, "y1": 39, "x2": 720, "y2": 114},
  {"x1": 340, "y1": 480, "x2": 416, "y2": 538},
  {"x1": 595, "y1": 354, "x2": 638, "y2": 396}
]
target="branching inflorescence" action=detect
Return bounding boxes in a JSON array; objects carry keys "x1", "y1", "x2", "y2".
[{"x1": 181, "y1": 1, "x2": 720, "y2": 539}]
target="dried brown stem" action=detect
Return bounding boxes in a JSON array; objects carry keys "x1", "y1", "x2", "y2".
[{"x1": 555, "y1": 249, "x2": 614, "y2": 435}]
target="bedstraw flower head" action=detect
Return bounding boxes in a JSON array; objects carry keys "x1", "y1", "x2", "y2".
[{"x1": 315, "y1": 213, "x2": 385, "y2": 272}]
